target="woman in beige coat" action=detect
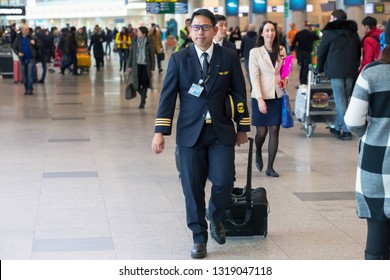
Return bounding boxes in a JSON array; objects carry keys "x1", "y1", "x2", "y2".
[
  {"x1": 148, "y1": 23, "x2": 164, "y2": 73},
  {"x1": 249, "y1": 21, "x2": 287, "y2": 177}
]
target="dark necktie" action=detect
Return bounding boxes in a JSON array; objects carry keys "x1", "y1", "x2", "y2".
[{"x1": 202, "y1": 52, "x2": 209, "y2": 80}]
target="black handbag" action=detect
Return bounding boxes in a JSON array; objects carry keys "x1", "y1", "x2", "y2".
[
  {"x1": 125, "y1": 84, "x2": 136, "y2": 100},
  {"x1": 224, "y1": 137, "x2": 269, "y2": 237},
  {"x1": 157, "y1": 52, "x2": 165, "y2": 61},
  {"x1": 125, "y1": 71, "x2": 136, "y2": 100}
]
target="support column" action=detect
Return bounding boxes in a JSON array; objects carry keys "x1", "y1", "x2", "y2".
[
  {"x1": 175, "y1": 0, "x2": 203, "y2": 31},
  {"x1": 247, "y1": 0, "x2": 267, "y2": 26},
  {"x1": 227, "y1": 16, "x2": 239, "y2": 29},
  {"x1": 345, "y1": 5, "x2": 364, "y2": 37},
  {"x1": 252, "y1": 14, "x2": 267, "y2": 25},
  {"x1": 287, "y1": 10, "x2": 306, "y2": 31}
]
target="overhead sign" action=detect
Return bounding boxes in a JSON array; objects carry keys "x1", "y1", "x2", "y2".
[
  {"x1": 0, "y1": 6, "x2": 26, "y2": 16},
  {"x1": 344, "y1": 0, "x2": 364, "y2": 5},
  {"x1": 146, "y1": 0, "x2": 187, "y2": 14},
  {"x1": 290, "y1": 0, "x2": 306, "y2": 11},
  {"x1": 253, "y1": 0, "x2": 267, "y2": 14},
  {"x1": 226, "y1": 0, "x2": 239, "y2": 16},
  {"x1": 374, "y1": 3, "x2": 385, "y2": 13}
]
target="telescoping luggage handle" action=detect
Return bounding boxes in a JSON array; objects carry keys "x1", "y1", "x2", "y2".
[
  {"x1": 225, "y1": 137, "x2": 254, "y2": 228},
  {"x1": 245, "y1": 137, "x2": 253, "y2": 203}
]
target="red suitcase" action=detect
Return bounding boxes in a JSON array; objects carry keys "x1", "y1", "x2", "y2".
[{"x1": 13, "y1": 60, "x2": 23, "y2": 83}]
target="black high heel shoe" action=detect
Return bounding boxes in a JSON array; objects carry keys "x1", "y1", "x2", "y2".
[
  {"x1": 266, "y1": 169, "x2": 279, "y2": 177},
  {"x1": 255, "y1": 153, "x2": 263, "y2": 172}
]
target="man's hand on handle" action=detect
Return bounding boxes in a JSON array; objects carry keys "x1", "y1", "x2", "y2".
[{"x1": 236, "y1": 132, "x2": 248, "y2": 147}]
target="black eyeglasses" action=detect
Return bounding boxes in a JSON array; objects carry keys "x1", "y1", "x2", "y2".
[{"x1": 190, "y1": 25, "x2": 213, "y2": 32}]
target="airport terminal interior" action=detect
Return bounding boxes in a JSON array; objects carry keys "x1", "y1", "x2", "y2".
[{"x1": 0, "y1": 50, "x2": 367, "y2": 260}]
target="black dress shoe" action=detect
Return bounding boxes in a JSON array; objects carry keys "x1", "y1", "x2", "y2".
[
  {"x1": 210, "y1": 222, "x2": 226, "y2": 245},
  {"x1": 329, "y1": 127, "x2": 340, "y2": 137},
  {"x1": 266, "y1": 169, "x2": 279, "y2": 177},
  {"x1": 338, "y1": 132, "x2": 352, "y2": 140},
  {"x1": 191, "y1": 243, "x2": 207, "y2": 259}
]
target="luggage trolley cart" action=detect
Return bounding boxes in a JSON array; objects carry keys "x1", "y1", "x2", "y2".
[
  {"x1": 76, "y1": 47, "x2": 91, "y2": 74},
  {"x1": 295, "y1": 65, "x2": 336, "y2": 137}
]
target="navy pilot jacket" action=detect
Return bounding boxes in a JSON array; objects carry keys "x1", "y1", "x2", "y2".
[{"x1": 154, "y1": 43, "x2": 250, "y2": 147}]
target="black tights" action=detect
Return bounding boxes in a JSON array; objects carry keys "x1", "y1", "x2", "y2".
[
  {"x1": 365, "y1": 219, "x2": 390, "y2": 259},
  {"x1": 255, "y1": 125, "x2": 280, "y2": 172}
]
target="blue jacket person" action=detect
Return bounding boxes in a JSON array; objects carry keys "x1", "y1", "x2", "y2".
[{"x1": 151, "y1": 9, "x2": 250, "y2": 259}]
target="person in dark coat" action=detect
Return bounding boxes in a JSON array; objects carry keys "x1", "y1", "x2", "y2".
[
  {"x1": 13, "y1": 24, "x2": 40, "y2": 95},
  {"x1": 89, "y1": 26, "x2": 106, "y2": 71},
  {"x1": 105, "y1": 27, "x2": 113, "y2": 55},
  {"x1": 60, "y1": 26, "x2": 78, "y2": 75},
  {"x1": 34, "y1": 26, "x2": 51, "y2": 83},
  {"x1": 240, "y1": 23, "x2": 257, "y2": 88},
  {"x1": 290, "y1": 24, "x2": 319, "y2": 85},
  {"x1": 213, "y1": 14, "x2": 236, "y2": 51},
  {"x1": 277, "y1": 24, "x2": 287, "y2": 50},
  {"x1": 127, "y1": 26, "x2": 155, "y2": 109},
  {"x1": 316, "y1": 9, "x2": 361, "y2": 140}
]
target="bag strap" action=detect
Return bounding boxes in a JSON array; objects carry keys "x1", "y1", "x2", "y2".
[
  {"x1": 245, "y1": 137, "x2": 253, "y2": 203},
  {"x1": 225, "y1": 207, "x2": 252, "y2": 227}
]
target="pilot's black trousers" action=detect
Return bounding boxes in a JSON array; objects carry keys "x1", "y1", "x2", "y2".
[{"x1": 178, "y1": 124, "x2": 235, "y2": 243}]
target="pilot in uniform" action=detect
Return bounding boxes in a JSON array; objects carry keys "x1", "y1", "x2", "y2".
[{"x1": 151, "y1": 9, "x2": 250, "y2": 259}]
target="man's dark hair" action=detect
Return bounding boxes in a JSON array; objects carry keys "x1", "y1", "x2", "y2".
[
  {"x1": 214, "y1": 14, "x2": 226, "y2": 23},
  {"x1": 190, "y1": 9, "x2": 216, "y2": 26},
  {"x1": 138, "y1": 26, "x2": 148, "y2": 35},
  {"x1": 331, "y1": 9, "x2": 347, "y2": 21},
  {"x1": 362, "y1": 16, "x2": 377, "y2": 30}
]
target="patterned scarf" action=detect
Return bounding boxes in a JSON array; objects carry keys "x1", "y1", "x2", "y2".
[{"x1": 137, "y1": 37, "x2": 146, "y2": 65}]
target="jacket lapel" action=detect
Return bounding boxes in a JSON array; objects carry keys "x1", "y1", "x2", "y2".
[
  {"x1": 260, "y1": 46, "x2": 275, "y2": 69},
  {"x1": 188, "y1": 45, "x2": 203, "y2": 84},
  {"x1": 205, "y1": 44, "x2": 221, "y2": 93}
]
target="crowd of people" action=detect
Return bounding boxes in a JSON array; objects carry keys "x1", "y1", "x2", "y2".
[
  {"x1": 5, "y1": 8, "x2": 390, "y2": 260},
  {"x1": 9, "y1": 22, "x2": 163, "y2": 108},
  {"x1": 151, "y1": 9, "x2": 390, "y2": 261}
]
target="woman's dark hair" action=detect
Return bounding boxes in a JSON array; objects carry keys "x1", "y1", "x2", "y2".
[
  {"x1": 191, "y1": 8, "x2": 216, "y2": 27},
  {"x1": 214, "y1": 14, "x2": 226, "y2": 23},
  {"x1": 379, "y1": 46, "x2": 390, "y2": 64},
  {"x1": 331, "y1": 9, "x2": 347, "y2": 21},
  {"x1": 121, "y1": 26, "x2": 128, "y2": 35},
  {"x1": 255, "y1": 20, "x2": 280, "y2": 53},
  {"x1": 138, "y1": 26, "x2": 148, "y2": 35}
]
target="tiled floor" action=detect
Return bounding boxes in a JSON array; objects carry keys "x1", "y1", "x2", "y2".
[{"x1": 0, "y1": 52, "x2": 366, "y2": 260}]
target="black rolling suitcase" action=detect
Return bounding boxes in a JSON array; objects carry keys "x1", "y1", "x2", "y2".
[{"x1": 224, "y1": 137, "x2": 269, "y2": 237}]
